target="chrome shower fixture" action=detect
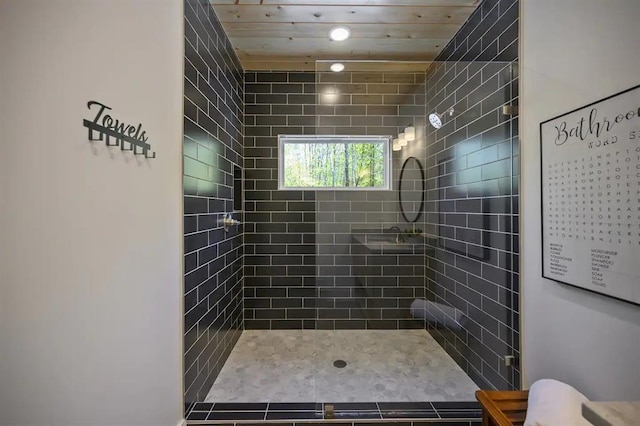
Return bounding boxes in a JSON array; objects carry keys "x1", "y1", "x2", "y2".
[
  {"x1": 221, "y1": 213, "x2": 241, "y2": 232},
  {"x1": 428, "y1": 107, "x2": 454, "y2": 129}
]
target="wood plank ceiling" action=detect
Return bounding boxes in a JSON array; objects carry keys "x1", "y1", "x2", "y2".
[{"x1": 209, "y1": 0, "x2": 481, "y2": 71}]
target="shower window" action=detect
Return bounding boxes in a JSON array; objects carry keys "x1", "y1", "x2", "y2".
[{"x1": 278, "y1": 135, "x2": 391, "y2": 190}]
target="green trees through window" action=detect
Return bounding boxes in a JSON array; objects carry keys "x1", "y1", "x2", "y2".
[{"x1": 279, "y1": 136, "x2": 390, "y2": 189}]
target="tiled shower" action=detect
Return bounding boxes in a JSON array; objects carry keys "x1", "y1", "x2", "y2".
[
  {"x1": 244, "y1": 67, "x2": 428, "y2": 331},
  {"x1": 183, "y1": 0, "x2": 520, "y2": 418},
  {"x1": 183, "y1": 0, "x2": 244, "y2": 404}
]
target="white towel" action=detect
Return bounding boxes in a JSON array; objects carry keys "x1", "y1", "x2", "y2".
[{"x1": 524, "y1": 379, "x2": 591, "y2": 426}]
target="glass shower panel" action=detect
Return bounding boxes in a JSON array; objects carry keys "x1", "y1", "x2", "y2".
[
  {"x1": 308, "y1": 59, "x2": 520, "y2": 404},
  {"x1": 423, "y1": 60, "x2": 520, "y2": 391},
  {"x1": 312, "y1": 60, "x2": 432, "y2": 403}
]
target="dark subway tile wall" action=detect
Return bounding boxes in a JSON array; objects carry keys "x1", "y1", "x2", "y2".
[
  {"x1": 243, "y1": 72, "x2": 318, "y2": 329},
  {"x1": 184, "y1": 0, "x2": 244, "y2": 409},
  {"x1": 184, "y1": 0, "x2": 518, "y2": 415},
  {"x1": 244, "y1": 70, "x2": 427, "y2": 329},
  {"x1": 422, "y1": 0, "x2": 520, "y2": 391},
  {"x1": 314, "y1": 71, "x2": 427, "y2": 329}
]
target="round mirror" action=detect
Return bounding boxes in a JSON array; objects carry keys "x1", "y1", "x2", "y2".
[{"x1": 398, "y1": 156, "x2": 425, "y2": 223}]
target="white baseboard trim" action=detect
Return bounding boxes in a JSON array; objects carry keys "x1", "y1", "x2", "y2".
[{"x1": 177, "y1": 419, "x2": 187, "y2": 426}]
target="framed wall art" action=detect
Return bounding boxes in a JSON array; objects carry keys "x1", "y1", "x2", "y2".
[{"x1": 540, "y1": 84, "x2": 640, "y2": 305}]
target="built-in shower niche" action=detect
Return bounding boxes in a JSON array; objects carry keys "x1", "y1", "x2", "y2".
[{"x1": 233, "y1": 165, "x2": 242, "y2": 211}]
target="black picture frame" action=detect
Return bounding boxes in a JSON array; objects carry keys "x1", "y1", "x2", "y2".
[{"x1": 539, "y1": 84, "x2": 640, "y2": 306}]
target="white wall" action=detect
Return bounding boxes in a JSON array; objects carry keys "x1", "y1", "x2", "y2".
[
  {"x1": 0, "y1": 1, "x2": 183, "y2": 425},
  {"x1": 521, "y1": 0, "x2": 640, "y2": 400}
]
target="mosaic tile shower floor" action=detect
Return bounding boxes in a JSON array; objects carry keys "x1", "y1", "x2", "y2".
[{"x1": 205, "y1": 330, "x2": 478, "y2": 402}]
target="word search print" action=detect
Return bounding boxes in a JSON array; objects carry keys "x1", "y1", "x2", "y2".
[{"x1": 541, "y1": 85, "x2": 640, "y2": 305}]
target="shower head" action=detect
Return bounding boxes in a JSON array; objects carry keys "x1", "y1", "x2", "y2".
[
  {"x1": 428, "y1": 107, "x2": 454, "y2": 129},
  {"x1": 428, "y1": 112, "x2": 443, "y2": 129}
]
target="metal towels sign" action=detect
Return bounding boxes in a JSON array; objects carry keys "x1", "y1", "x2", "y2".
[{"x1": 82, "y1": 101, "x2": 156, "y2": 158}]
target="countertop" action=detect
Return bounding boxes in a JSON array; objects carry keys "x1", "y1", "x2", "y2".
[{"x1": 582, "y1": 401, "x2": 640, "y2": 426}]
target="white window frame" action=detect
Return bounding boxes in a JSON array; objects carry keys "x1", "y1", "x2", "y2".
[{"x1": 278, "y1": 135, "x2": 392, "y2": 191}]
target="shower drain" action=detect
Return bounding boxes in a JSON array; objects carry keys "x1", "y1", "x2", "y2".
[{"x1": 333, "y1": 359, "x2": 347, "y2": 368}]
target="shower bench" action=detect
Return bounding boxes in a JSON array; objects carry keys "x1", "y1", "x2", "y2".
[{"x1": 475, "y1": 390, "x2": 529, "y2": 426}]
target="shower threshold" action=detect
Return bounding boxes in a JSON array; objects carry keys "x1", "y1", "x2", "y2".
[{"x1": 185, "y1": 400, "x2": 482, "y2": 422}]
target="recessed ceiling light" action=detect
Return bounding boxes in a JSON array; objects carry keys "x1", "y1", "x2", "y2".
[
  {"x1": 329, "y1": 26, "x2": 351, "y2": 41},
  {"x1": 330, "y1": 63, "x2": 345, "y2": 72}
]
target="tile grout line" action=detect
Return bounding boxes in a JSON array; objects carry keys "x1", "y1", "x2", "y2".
[{"x1": 206, "y1": 403, "x2": 214, "y2": 420}]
